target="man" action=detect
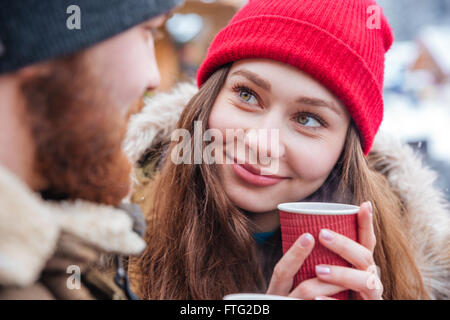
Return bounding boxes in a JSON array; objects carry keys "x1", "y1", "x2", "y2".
[{"x1": 0, "y1": 0, "x2": 183, "y2": 299}]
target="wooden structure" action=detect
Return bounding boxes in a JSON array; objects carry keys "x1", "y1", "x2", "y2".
[{"x1": 154, "y1": 0, "x2": 245, "y2": 91}]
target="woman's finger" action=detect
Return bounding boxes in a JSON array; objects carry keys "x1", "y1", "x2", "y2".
[
  {"x1": 288, "y1": 277, "x2": 346, "y2": 300},
  {"x1": 315, "y1": 265, "x2": 383, "y2": 300},
  {"x1": 318, "y1": 228, "x2": 375, "y2": 271},
  {"x1": 357, "y1": 201, "x2": 376, "y2": 253},
  {"x1": 266, "y1": 233, "x2": 314, "y2": 295}
]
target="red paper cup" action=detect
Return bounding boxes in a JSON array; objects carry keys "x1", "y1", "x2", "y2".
[{"x1": 278, "y1": 202, "x2": 360, "y2": 300}]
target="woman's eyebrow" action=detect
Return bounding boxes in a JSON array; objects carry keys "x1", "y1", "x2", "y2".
[
  {"x1": 295, "y1": 96, "x2": 342, "y2": 116},
  {"x1": 230, "y1": 69, "x2": 271, "y2": 91},
  {"x1": 230, "y1": 68, "x2": 341, "y2": 116}
]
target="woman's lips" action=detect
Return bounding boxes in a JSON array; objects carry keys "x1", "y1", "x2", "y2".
[{"x1": 231, "y1": 161, "x2": 289, "y2": 187}]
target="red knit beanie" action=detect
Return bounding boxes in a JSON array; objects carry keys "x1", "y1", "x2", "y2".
[{"x1": 197, "y1": 0, "x2": 394, "y2": 156}]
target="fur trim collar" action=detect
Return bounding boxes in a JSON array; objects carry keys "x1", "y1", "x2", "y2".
[
  {"x1": 371, "y1": 132, "x2": 450, "y2": 299},
  {"x1": 0, "y1": 165, "x2": 146, "y2": 287},
  {"x1": 124, "y1": 82, "x2": 198, "y2": 165},
  {"x1": 124, "y1": 82, "x2": 450, "y2": 299}
]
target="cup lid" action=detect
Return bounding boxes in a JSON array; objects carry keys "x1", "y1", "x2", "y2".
[
  {"x1": 223, "y1": 293, "x2": 300, "y2": 300},
  {"x1": 277, "y1": 202, "x2": 360, "y2": 215}
]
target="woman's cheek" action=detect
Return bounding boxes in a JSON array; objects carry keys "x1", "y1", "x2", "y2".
[
  {"x1": 288, "y1": 141, "x2": 336, "y2": 181},
  {"x1": 208, "y1": 100, "x2": 249, "y2": 132}
]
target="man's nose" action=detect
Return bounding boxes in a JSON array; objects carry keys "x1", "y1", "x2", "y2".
[
  {"x1": 146, "y1": 35, "x2": 162, "y2": 91},
  {"x1": 126, "y1": 54, "x2": 161, "y2": 119},
  {"x1": 146, "y1": 56, "x2": 161, "y2": 91}
]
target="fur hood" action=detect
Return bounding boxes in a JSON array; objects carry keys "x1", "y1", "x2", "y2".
[
  {"x1": 124, "y1": 82, "x2": 450, "y2": 299},
  {"x1": 0, "y1": 164, "x2": 146, "y2": 288}
]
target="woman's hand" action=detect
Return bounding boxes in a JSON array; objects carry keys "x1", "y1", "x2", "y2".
[
  {"x1": 314, "y1": 201, "x2": 383, "y2": 300},
  {"x1": 266, "y1": 232, "x2": 347, "y2": 299},
  {"x1": 266, "y1": 201, "x2": 382, "y2": 300}
]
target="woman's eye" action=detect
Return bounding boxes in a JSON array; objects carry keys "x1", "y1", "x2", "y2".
[
  {"x1": 296, "y1": 113, "x2": 322, "y2": 128},
  {"x1": 238, "y1": 89, "x2": 257, "y2": 104}
]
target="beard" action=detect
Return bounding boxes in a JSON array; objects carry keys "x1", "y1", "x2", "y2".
[{"x1": 20, "y1": 53, "x2": 139, "y2": 206}]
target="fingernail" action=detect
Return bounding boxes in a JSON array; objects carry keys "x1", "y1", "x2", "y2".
[
  {"x1": 368, "y1": 201, "x2": 373, "y2": 215},
  {"x1": 320, "y1": 229, "x2": 334, "y2": 242},
  {"x1": 315, "y1": 265, "x2": 331, "y2": 275},
  {"x1": 299, "y1": 233, "x2": 313, "y2": 247}
]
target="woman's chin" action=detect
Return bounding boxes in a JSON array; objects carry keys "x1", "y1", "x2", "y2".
[{"x1": 226, "y1": 192, "x2": 279, "y2": 213}]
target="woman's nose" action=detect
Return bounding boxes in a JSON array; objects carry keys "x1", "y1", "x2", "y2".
[{"x1": 244, "y1": 126, "x2": 286, "y2": 162}]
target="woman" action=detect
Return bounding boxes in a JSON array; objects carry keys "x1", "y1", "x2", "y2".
[{"x1": 124, "y1": 0, "x2": 450, "y2": 299}]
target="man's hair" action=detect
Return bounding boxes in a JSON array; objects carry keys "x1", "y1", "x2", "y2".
[{"x1": 20, "y1": 53, "x2": 132, "y2": 205}]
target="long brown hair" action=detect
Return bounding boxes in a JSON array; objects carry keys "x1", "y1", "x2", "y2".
[{"x1": 132, "y1": 65, "x2": 430, "y2": 300}]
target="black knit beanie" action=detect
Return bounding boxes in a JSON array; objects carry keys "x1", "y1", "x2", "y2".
[{"x1": 0, "y1": 0, "x2": 183, "y2": 74}]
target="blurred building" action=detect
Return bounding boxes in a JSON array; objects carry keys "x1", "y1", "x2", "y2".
[
  {"x1": 382, "y1": 25, "x2": 450, "y2": 202},
  {"x1": 154, "y1": 0, "x2": 246, "y2": 91},
  {"x1": 413, "y1": 26, "x2": 450, "y2": 86}
]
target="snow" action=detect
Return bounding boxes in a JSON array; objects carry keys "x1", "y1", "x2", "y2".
[
  {"x1": 383, "y1": 41, "x2": 421, "y2": 91},
  {"x1": 381, "y1": 37, "x2": 450, "y2": 163},
  {"x1": 380, "y1": 92, "x2": 450, "y2": 162}
]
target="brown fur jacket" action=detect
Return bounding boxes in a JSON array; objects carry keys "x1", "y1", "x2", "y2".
[
  {"x1": 0, "y1": 165, "x2": 145, "y2": 299},
  {"x1": 123, "y1": 82, "x2": 450, "y2": 300}
]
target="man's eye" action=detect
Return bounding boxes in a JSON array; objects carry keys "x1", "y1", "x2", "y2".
[{"x1": 146, "y1": 27, "x2": 165, "y2": 41}]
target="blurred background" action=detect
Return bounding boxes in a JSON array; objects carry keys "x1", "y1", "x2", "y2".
[
  {"x1": 378, "y1": 0, "x2": 450, "y2": 201},
  {"x1": 154, "y1": 0, "x2": 450, "y2": 201}
]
